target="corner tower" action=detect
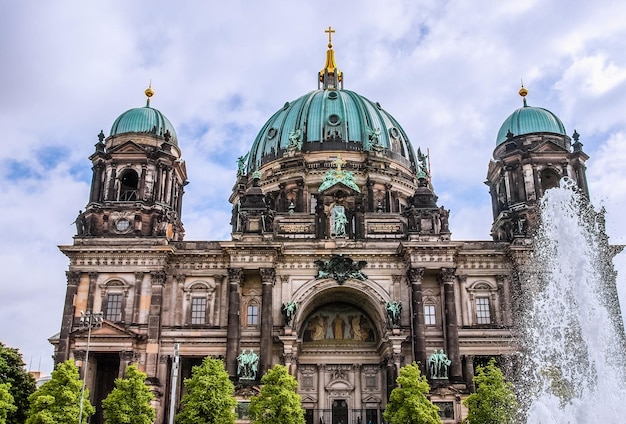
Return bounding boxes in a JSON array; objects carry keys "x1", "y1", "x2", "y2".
[
  {"x1": 78, "y1": 87, "x2": 187, "y2": 240},
  {"x1": 486, "y1": 87, "x2": 589, "y2": 242}
]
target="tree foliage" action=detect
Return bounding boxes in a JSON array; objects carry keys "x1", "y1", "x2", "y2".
[
  {"x1": 0, "y1": 383, "x2": 17, "y2": 424},
  {"x1": 463, "y1": 359, "x2": 518, "y2": 424},
  {"x1": 0, "y1": 342, "x2": 36, "y2": 423},
  {"x1": 26, "y1": 359, "x2": 94, "y2": 424},
  {"x1": 249, "y1": 364, "x2": 305, "y2": 424},
  {"x1": 383, "y1": 362, "x2": 442, "y2": 424},
  {"x1": 176, "y1": 357, "x2": 236, "y2": 424},
  {"x1": 102, "y1": 365, "x2": 155, "y2": 424}
]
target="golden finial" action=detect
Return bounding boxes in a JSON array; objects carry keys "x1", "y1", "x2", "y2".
[
  {"x1": 325, "y1": 26, "x2": 335, "y2": 48},
  {"x1": 519, "y1": 82, "x2": 528, "y2": 106},
  {"x1": 145, "y1": 83, "x2": 154, "y2": 107}
]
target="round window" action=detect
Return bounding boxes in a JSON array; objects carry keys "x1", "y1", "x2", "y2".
[
  {"x1": 115, "y1": 219, "x2": 131, "y2": 232},
  {"x1": 328, "y1": 114, "x2": 340, "y2": 125}
]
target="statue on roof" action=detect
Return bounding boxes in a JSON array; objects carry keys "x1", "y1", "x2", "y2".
[
  {"x1": 417, "y1": 148, "x2": 429, "y2": 180},
  {"x1": 236, "y1": 153, "x2": 249, "y2": 176}
]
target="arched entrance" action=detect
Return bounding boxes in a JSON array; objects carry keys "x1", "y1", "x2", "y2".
[{"x1": 290, "y1": 281, "x2": 391, "y2": 424}]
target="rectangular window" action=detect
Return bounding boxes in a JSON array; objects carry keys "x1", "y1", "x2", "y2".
[
  {"x1": 106, "y1": 294, "x2": 123, "y2": 321},
  {"x1": 365, "y1": 409, "x2": 379, "y2": 424},
  {"x1": 434, "y1": 402, "x2": 455, "y2": 420},
  {"x1": 191, "y1": 297, "x2": 206, "y2": 325},
  {"x1": 424, "y1": 304, "x2": 436, "y2": 325},
  {"x1": 476, "y1": 297, "x2": 491, "y2": 324},
  {"x1": 236, "y1": 402, "x2": 250, "y2": 419},
  {"x1": 247, "y1": 305, "x2": 259, "y2": 326}
]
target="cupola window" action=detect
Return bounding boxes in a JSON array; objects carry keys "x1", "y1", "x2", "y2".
[{"x1": 119, "y1": 169, "x2": 139, "y2": 201}]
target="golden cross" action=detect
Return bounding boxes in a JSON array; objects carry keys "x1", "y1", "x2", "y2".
[
  {"x1": 332, "y1": 154, "x2": 346, "y2": 174},
  {"x1": 325, "y1": 26, "x2": 335, "y2": 45}
]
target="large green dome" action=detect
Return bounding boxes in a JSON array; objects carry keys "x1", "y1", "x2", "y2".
[
  {"x1": 496, "y1": 98, "x2": 566, "y2": 145},
  {"x1": 110, "y1": 96, "x2": 178, "y2": 146},
  {"x1": 247, "y1": 89, "x2": 417, "y2": 172}
]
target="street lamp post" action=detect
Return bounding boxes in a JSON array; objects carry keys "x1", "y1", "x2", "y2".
[{"x1": 78, "y1": 311, "x2": 103, "y2": 424}]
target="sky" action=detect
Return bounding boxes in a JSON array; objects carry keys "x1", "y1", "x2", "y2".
[{"x1": 2, "y1": 0, "x2": 626, "y2": 375}]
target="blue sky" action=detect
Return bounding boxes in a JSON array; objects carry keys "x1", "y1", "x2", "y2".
[{"x1": 2, "y1": 0, "x2": 626, "y2": 374}]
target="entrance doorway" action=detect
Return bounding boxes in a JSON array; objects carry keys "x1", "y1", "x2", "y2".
[{"x1": 332, "y1": 399, "x2": 348, "y2": 424}]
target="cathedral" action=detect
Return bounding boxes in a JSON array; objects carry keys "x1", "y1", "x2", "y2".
[{"x1": 52, "y1": 29, "x2": 602, "y2": 424}]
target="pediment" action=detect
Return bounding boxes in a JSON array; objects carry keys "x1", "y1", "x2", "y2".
[
  {"x1": 73, "y1": 320, "x2": 143, "y2": 340},
  {"x1": 326, "y1": 378, "x2": 353, "y2": 391},
  {"x1": 107, "y1": 140, "x2": 147, "y2": 155},
  {"x1": 362, "y1": 395, "x2": 381, "y2": 404},
  {"x1": 319, "y1": 181, "x2": 360, "y2": 196},
  {"x1": 301, "y1": 394, "x2": 317, "y2": 403},
  {"x1": 530, "y1": 139, "x2": 569, "y2": 153}
]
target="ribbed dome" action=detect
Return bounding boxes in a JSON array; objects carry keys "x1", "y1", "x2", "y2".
[
  {"x1": 247, "y1": 89, "x2": 416, "y2": 172},
  {"x1": 496, "y1": 104, "x2": 566, "y2": 145},
  {"x1": 110, "y1": 105, "x2": 178, "y2": 146}
]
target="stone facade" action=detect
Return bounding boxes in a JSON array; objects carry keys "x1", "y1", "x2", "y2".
[{"x1": 52, "y1": 40, "x2": 613, "y2": 424}]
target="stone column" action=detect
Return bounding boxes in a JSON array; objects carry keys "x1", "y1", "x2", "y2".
[
  {"x1": 317, "y1": 364, "x2": 326, "y2": 410},
  {"x1": 90, "y1": 162, "x2": 104, "y2": 203},
  {"x1": 463, "y1": 355, "x2": 475, "y2": 392},
  {"x1": 132, "y1": 272, "x2": 144, "y2": 324},
  {"x1": 107, "y1": 164, "x2": 117, "y2": 201},
  {"x1": 138, "y1": 164, "x2": 147, "y2": 201},
  {"x1": 408, "y1": 267, "x2": 426, "y2": 374},
  {"x1": 260, "y1": 268, "x2": 275, "y2": 377},
  {"x1": 441, "y1": 267, "x2": 462, "y2": 381},
  {"x1": 497, "y1": 275, "x2": 513, "y2": 326},
  {"x1": 87, "y1": 272, "x2": 98, "y2": 312},
  {"x1": 56, "y1": 271, "x2": 81, "y2": 364},
  {"x1": 119, "y1": 351, "x2": 135, "y2": 378},
  {"x1": 353, "y1": 364, "x2": 362, "y2": 411},
  {"x1": 226, "y1": 268, "x2": 243, "y2": 377},
  {"x1": 146, "y1": 271, "x2": 166, "y2": 383}
]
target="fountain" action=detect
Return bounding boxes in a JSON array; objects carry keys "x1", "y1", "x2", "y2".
[{"x1": 516, "y1": 177, "x2": 626, "y2": 423}]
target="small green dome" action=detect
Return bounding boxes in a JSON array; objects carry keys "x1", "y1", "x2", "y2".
[
  {"x1": 110, "y1": 105, "x2": 178, "y2": 146},
  {"x1": 248, "y1": 89, "x2": 416, "y2": 172},
  {"x1": 496, "y1": 103, "x2": 566, "y2": 145}
]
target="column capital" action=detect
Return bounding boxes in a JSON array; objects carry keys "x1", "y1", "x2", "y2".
[
  {"x1": 228, "y1": 267, "x2": 244, "y2": 283},
  {"x1": 260, "y1": 268, "x2": 276, "y2": 285},
  {"x1": 440, "y1": 267, "x2": 456, "y2": 283},
  {"x1": 66, "y1": 271, "x2": 81, "y2": 286},
  {"x1": 407, "y1": 267, "x2": 425, "y2": 284},
  {"x1": 150, "y1": 271, "x2": 166, "y2": 286}
]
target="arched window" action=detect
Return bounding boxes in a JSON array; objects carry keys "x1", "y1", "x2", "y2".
[
  {"x1": 184, "y1": 281, "x2": 217, "y2": 326},
  {"x1": 467, "y1": 281, "x2": 498, "y2": 326},
  {"x1": 100, "y1": 279, "x2": 130, "y2": 322},
  {"x1": 119, "y1": 169, "x2": 139, "y2": 201}
]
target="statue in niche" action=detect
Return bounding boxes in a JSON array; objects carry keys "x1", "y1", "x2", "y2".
[
  {"x1": 386, "y1": 301, "x2": 402, "y2": 327},
  {"x1": 237, "y1": 349, "x2": 259, "y2": 380},
  {"x1": 428, "y1": 349, "x2": 451, "y2": 379},
  {"x1": 332, "y1": 314, "x2": 346, "y2": 339},
  {"x1": 281, "y1": 301, "x2": 297, "y2": 326},
  {"x1": 332, "y1": 206, "x2": 348, "y2": 237}
]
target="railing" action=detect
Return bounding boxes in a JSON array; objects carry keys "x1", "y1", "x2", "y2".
[{"x1": 304, "y1": 408, "x2": 384, "y2": 424}]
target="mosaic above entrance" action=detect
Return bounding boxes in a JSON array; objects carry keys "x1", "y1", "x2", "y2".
[{"x1": 302, "y1": 303, "x2": 376, "y2": 343}]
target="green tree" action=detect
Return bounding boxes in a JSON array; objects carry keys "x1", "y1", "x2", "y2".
[
  {"x1": 249, "y1": 364, "x2": 305, "y2": 424},
  {"x1": 463, "y1": 359, "x2": 518, "y2": 424},
  {"x1": 383, "y1": 362, "x2": 442, "y2": 424},
  {"x1": 26, "y1": 359, "x2": 94, "y2": 424},
  {"x1": 102, "y1": 365, "x2": 155, "y2": 424},
  {"x1": 176, "y1": 357, "x2": 236, "y2": 424},
  {"x1": 0, "y1": 382, "x2": 17, "y2": 424},
  {"x1": 0, "y1": 342, "x2": 36, "y2": 423}
]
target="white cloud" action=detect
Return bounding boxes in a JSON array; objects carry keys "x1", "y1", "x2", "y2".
[{"x1": 2, "y1": 0, "x2": 626, "y2": 374}]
